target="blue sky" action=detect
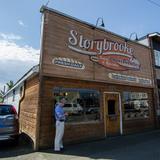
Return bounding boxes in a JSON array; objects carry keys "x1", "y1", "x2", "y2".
[{"x1": 0, "y1": 0, "x2": 160, "y2": 90}]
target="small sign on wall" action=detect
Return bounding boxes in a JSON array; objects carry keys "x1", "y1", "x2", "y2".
[
  {"x1": 52, "y1": 57, "x2": 85, "y2": 70},
  {"x1": 108, "y1": 73, "x2": 152, "y2": 85}
]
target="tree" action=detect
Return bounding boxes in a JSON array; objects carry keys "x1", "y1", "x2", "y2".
[
  {"x1": 6, "y1": 80, "x2": 14, "y2": 91},
  {"x1": 0, "y1": 90, "x2": 4, "y2": 103}
]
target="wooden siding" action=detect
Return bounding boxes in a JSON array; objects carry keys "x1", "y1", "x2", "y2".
[
  {"x1": 19, "y1": 75, "x2": 39, "y2": 146},
  {"x1": 38, "y1": 76, "x2": 155, "y2": 148},
  {"x1": 37, "y1": 8, "x2": 156, "y2": 149},
  {"x1": 40, "y1": 10, "x2": 154, "y2": 88}
]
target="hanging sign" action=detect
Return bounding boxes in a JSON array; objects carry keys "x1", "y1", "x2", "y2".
[{"x1": 68, "y1": 30, "x2": 140, "y2": 71}]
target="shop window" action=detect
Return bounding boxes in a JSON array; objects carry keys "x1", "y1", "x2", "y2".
[
  {"x1": 53, "y1": 87, "x2": 100, "y2": 123},
  {"x1": 108, "y1": 100, "x2": 115, "y2": 115},
  {"x1": 154, "y1": 50, "x2": 160, "y2": 67},
  {"x1": 123, "y1": 92, "x2": 149, "y2": 120}
]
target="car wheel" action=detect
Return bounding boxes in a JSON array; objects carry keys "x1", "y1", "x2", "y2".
[{"x1": 12, "y1": 135, "x2": 19, "y2": 145}]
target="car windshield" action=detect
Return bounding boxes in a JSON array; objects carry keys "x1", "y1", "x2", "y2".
[{"x1": 0, "y1": 105, "x2": 13, "y2": 115}]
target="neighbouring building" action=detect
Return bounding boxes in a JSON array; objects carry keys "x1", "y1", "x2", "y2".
[
  {"x1": 4, "y1": 6, "x2": 157, "y2": 150},
  {"x1": 3, "y1": 65, "x2": 39, "y2": 113},
  {"x1": 139, "y1": 32, "x2": 160, "y2": 124}
]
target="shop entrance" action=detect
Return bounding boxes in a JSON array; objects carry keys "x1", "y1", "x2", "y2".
[{"x1": 104, "y1": 93, "x2": 122, "y2": 136}]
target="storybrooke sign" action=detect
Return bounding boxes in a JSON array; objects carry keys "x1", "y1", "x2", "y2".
[{"x1": 68, "y1": 30, "x2": 140, "y2": 71}]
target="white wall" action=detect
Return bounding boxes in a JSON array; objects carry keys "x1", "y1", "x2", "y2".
[
  {"x1": 3, "y1": 83, "x2": 24, "y2": 113},
  {"x1": 138, "y1": 38, "x2": 149, "y2": 47}
]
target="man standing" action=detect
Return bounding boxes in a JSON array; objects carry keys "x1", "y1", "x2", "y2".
[{"x1": 54, "y1": 97, "x2": 67, "y2": 152}]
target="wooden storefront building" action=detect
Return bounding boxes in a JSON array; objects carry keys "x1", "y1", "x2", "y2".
[{"x1": 19, "y1": 6, "x2": 156, "y2": 150}]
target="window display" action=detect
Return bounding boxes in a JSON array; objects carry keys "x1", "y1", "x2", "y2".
[
  {"x1": 53, "y1": 87, "x2": 100, "y2": 122},
  {"x1": 123, "y1": 92, "x2": 149, "y2": 120}
]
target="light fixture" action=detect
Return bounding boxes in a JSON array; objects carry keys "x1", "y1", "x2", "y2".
[
  {"x1": 129, "y1": 32, "x2": 138, "y2": 41},
  {"x1": 96, "y1": 17, "x2": 105, "y2": 28}
]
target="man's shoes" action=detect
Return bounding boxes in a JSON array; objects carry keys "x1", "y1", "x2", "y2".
[
  {"x1": 54, "y1": 150, "x2": 62, "y2": 154},
  {"x1": 60, "y1": 147, "x2": 65, "y2": 151}
]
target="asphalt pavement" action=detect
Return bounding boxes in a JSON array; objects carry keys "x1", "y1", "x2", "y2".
[{"x1": 1, "y1": 130, "x2": 160, "y2": 160}]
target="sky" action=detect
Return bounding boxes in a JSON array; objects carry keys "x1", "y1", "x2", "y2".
[{"x1": 0, "y1": 0, "x2": 160, "y2": 91}]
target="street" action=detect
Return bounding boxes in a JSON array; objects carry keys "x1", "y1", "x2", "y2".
[{"x1": 1, "y1": 130, "x2": 160, "y2": 160}]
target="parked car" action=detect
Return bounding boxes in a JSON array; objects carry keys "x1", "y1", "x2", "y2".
[
  {"x1": 63, "y1": 103, "x2": 83, "y2": 115},
  {"x1": 0, "y1": 104, "x2": 19, "y2": 142},
  {"x1": 86, "y1": 107, "x2": 99, "y2": 114}
]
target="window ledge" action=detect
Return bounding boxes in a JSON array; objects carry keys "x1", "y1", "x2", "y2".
[{"x1": 65, "y1": 120, "x2": 102, "y2": 125}]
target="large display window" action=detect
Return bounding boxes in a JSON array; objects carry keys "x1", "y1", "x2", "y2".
[
  {"x1": 53, "y1": 87, "x2": 100, "y2": 123},
  {"x1": 123, "y1": 92, "x2": 149, "y2": 120}
]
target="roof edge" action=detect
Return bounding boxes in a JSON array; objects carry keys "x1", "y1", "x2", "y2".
[
  {"x1": 40, "y1": 5, "x2": 150, "y2": 49},
  {"x1": 3, "y1": 65, "x2": 39, "y2": 97},
  {"x1": 138, "y1": 32, "x2": 160, "y2": 41}
]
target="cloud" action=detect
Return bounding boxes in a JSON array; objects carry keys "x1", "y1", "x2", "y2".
[
  {"x1": 0, "y1": 39, "x2": 40, "y2": 91},
  {"x1": 18, "y1": 20, "x2": 27, "y2": 27},
  {"x1": 0, "y1": 40, "x2": 39, "y2": 62},
  {"x1": 0, "y1": 33, "x2": 22, "y2": 41}
]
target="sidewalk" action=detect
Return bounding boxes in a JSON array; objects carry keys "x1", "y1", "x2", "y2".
[{"x1": 1, "y1": 130, "x2": 160, "y2": 160}]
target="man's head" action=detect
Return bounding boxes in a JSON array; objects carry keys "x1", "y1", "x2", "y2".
[{"x1": 59, "y1": 97, "x2": 67, "y2": 106}]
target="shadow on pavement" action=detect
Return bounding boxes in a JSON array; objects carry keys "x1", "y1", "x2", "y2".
[
  {"x1": 41, "y1": 130, "x2": 160, "y2": 160},
  {"x1": 0, "y1": 134, "x2": 33, "y2": 159},
  {"x1": 1, "y1": 130, "x2": 160, "y2": 160}
]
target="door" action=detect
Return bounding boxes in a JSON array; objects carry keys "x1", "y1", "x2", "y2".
[{"x1": 105, "y1": 93, "x2": 120, "y2": 136}]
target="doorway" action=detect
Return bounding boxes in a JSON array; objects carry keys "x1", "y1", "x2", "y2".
[{"x1": 104, "y1": 93, "x2": 122, "y2": 136}]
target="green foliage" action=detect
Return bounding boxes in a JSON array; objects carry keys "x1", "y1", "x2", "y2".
[
  {"x1": 6, "y1": 80, "x2": 14, "y2": 91},
  {"x1": 0, "y1": 91, "x2": 3, "y2": 103},
  {"x1": 0, "y1": 96, "x2": 3, "y2": 103}
]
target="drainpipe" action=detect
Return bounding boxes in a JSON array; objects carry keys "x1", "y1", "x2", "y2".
[
  {"x1": 18, "y1": 81, "x2": 26, "y2": 133},
  {"x1": 34, "y1": 8, "x2": 46, "y2": 150}
]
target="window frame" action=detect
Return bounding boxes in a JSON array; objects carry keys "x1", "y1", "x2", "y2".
[
  {"x1": 123, "y1": 91, "x2": 150, "y2": 121},
  {"x1": 53, "y1": 87, "x2": 101, "y2": 124}
]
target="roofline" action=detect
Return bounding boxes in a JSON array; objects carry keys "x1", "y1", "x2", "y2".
[
  {"x1": 40, "y1": 5, "x2": 150, "y2": 49},
  {"x1": 3, "y1": 65, "x2": 39, "y2": 97},
  {"x1": 138, "y1": 32, "x2": 160, "y2": 41}
]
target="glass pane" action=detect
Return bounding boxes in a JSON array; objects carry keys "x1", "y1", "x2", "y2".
[
  {"x1": 108, "y1": 100, "x2": 115, "y2": 115},
  {"x1": 123, "y1": 92, "x2": 149, "y2": 120},
  {"x1": 53, "y1": 87, "x2": 100, "y2": 123},
  {"x1": 0, "y1": 105, "x2": 12, "y2": 115},
  {"x1": 73, "y1": 104, "x2": 77, "y2": 107},
  {"x1": 154, "y1": 50, "x2": 160, "y2": 66},
  {"x1": 64, "y1": 104, "x2": 72, "y2": 108}
]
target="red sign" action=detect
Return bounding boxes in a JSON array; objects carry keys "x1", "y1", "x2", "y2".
[{"x1": 90, "y1": 54, "x2": 140, "y2": 71}]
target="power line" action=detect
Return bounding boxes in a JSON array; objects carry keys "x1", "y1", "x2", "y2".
[
  {"x1": 45, "y1": 0, "x2": 50, "y2": 6},
  {"x1": 147, "y1": 0, "x2": 160, "y2": 8}
]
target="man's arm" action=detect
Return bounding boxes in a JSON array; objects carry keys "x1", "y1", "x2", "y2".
[{"x1": 55, "y1": 107, "x2": 65, "y2": 120}]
